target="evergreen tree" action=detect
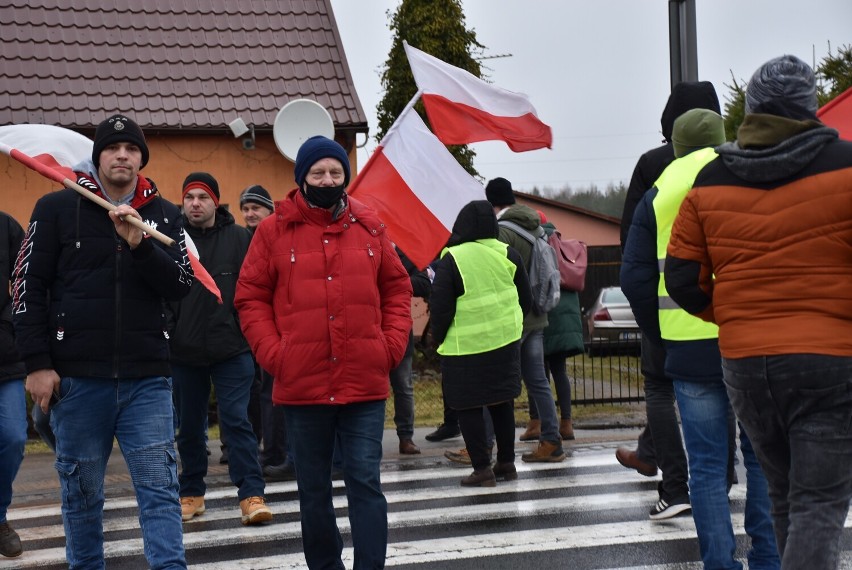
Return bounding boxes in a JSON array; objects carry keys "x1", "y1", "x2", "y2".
[{"x1": 376, "y1": 0, "x2": 484, "y2": 175}]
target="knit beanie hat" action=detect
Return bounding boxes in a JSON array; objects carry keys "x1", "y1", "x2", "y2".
[
  {"x1": 484, "y1": 177, "x2": 515, "y2": 207},
  {"x1": 92, "y1": 114, "x2": 149, "y2": 169},
  {"x1": 240, "y1": 185, "x2": 274, "y2": 211},
  {"x1": 745, "y1": 55, "x2": 817, "y2": 115},
  {"x1": 182, "y1": 172, "x2": 220, "y2": 206},
  {"x1": 294, "y1": 136, "x2": 351, "y2": 187},
  {"x1": 672, "y1": 109, "x2": 726, "y2": 158}
]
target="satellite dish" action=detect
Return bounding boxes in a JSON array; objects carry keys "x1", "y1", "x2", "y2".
[{"x1": 273, "y1": 99, "x2": 335, "y2": 162}]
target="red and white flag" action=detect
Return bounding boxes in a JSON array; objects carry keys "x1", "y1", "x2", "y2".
[
  {"x1": 348, "y1": 109, "x2": 485, "y2": 269},
  {"x1": 818, "y1": 86, "x2": 852, "y2": 140},
  {"x1": 0, "y1": 123, "x2": 222, "y2": 302},
  {"x1": 404, "y1": 41, "x2": 553, "y2": 152}
]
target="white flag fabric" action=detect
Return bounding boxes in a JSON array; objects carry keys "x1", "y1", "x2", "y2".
[
  {"x1": 404, "y1": 41, "x2": 552, "y2": 152},
  {"x1": 347, "y1": 109, "x2": 485, "y2": 269}
]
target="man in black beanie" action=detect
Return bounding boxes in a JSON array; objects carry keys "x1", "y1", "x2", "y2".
[
  {"x1": 14, "y1": 113, "x2": 191, "y2": 568},
  {"x1": 239, "y1": 185, "x2": 274, "y2": 233},
  {"x1": 169, "y1": 172, "x2": 273, "y2": 526}
]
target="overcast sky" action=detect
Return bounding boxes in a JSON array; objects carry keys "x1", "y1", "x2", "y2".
[{"x1": 328, "y1": 0, "x2": 852, "y2": 195}]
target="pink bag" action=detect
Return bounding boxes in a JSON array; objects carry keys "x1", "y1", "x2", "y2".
[{"x1": 547, "y1": 230, "x2": 587, "y2": 292}]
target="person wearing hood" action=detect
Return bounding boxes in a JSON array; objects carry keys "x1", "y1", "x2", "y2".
[
  {"x1": 622, "y1": 109, "x2": 779, "y2": 567},
  {"x1": 13, "y1": 114, "x2": 192, "y2": 568},
  {"x1": 169, "y1": 172, "x2": 272, "y2": 527},
  {"x1": 615, "y1": 81, "x2": 722, "y2": 519},
  {"x1": 666, "y1": 55, "x2": 852, "y2": 569},
  {"x1": 234, "y1": 135, "x2": 412, "y2": 570},
  {"x1": 486, "y1": 177, "x2": 566, "y2": 463},
  {"x1": 429, "y1": 201, "x2": 532, "y2": 487}
]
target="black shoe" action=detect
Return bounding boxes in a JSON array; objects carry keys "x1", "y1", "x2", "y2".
[
  {"x1": 649, "y1": 495, "x2": 691, "y2": 520},
  {"x1": 263, "y1": 460, "x2": 297, "y2": 482},
  {"x1": 219, "y1": 446, "x2": 229, "y2": 465},
  {"x1": 0, "y1": 522, "x2": 22, "y2": 558},
  {"x1": 425, "y1": 423, "x2": 461, "y2": 442}
]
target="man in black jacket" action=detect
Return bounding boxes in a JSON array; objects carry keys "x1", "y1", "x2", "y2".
[
  {"x1": 616, "y1": 82, "x2": 720, "y2": 519},
  {"x1": 14, "y1": 114, "x2": 191, "y2": 568},
  {"x1": 0, "y1": 211, "x2": 25, "y2": 558},
  {"x1": 170, "y1": 172, "x2": 272, "y2": 526}
]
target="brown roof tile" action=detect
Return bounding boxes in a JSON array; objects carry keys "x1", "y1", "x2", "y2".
[{"x1": 0, "y1": 0, "x2": 367, "y2": 135}]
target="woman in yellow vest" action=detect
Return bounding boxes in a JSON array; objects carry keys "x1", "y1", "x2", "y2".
[{"x1": 430, "y1": 200, "x2": 532, "y2": 486}]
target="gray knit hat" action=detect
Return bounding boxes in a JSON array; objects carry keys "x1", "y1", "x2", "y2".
[
  {"x1": 240, "y1": 185, "x2": 274, "y2": 211},
  {"x1": 745, "y1": 55, "x2": 817, "y2": 115}
]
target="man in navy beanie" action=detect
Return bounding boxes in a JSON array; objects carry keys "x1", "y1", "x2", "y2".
[{"x1": 235, "y1": 135, "x2": 412, "y2": 569}]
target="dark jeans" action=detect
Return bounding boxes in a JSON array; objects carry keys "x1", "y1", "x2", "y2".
[
  {"x1": 723, "y1": 354, "x2": 852, "y2": 569},
  {"x1": 389, "y1": 331, "x2": 415, "y2": 440},
  {"x1": 458, "y1": 402, "x2": 515, "y2": 470},
  {"x1": 258, "y1": 367, "x2": 288, "y2": 467},
  {"x1": 284, "y1": 400, "x2": 387, "y2": 570},
  {"x1": 530, "y1": 353, "x2": 573, "y2": 420},
  {"x1": 636, "y1": 335, "x2": 689, "y2": 501},
  {"x1": 172, "y1": 353, "x2": 265, "y2": 499}
]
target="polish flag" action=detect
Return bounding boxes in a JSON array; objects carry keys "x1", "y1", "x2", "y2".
[
  {"x1": 0, "y1": 123, "x2": 222, "y2": 302},
  {"x1": 818, "y1": 86, "x2": 852, "y2": 140},
  {"x1": 347, "y1": 109, "x2": 485, "y2": 269},
  {"x1": 404, "y1": 41, "x2": 552, "y2": 152}
]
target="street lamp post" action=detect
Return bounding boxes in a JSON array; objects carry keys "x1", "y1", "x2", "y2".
[{"x1": 669, "y1": 0, "x2": 698, "y2": 87}]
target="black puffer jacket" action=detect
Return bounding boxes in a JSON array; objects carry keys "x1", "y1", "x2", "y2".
[
  {"x1": 620, "y1": 81, "x2": 721, "y2": 248},
  {"x1": 13, "y1": 177, "x2": 192, "y2": 378},
  {"x1": 1, "y1": 212, "x2": 25, "y2": 383},
  {"x1": 169, "y1": 207, "x2": 251, "y2": 366},
  {"x1": 430, "y1": 201, "x2": 532, "y2": 410}
]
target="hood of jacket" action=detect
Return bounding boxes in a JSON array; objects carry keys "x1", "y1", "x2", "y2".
[
  {"x1": 660, "y1": 81, "x2": 721, "y2": 142},
  {"x1": 498, "y1": 204, "x2": 541, "y2": 231},
  {"x1": 448, "y1": 200, "x2": 498, "y2": 246},
  {"x1": 716, "y1": 114, "x2": 839, "y2": 183}
]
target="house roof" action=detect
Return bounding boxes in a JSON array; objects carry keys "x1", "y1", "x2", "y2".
[
  {"x1": 514, "y1": 190, "x2": 621, "y2": 225},
  {"x1": 0, "y1": 0, "x2": 368, "y2": 135}
]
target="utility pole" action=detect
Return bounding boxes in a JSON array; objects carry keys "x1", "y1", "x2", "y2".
[{"x1": 669, "y1": 0, "x2": 698, "y2": 87}]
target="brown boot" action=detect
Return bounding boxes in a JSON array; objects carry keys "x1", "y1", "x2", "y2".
[
  {"x1": 560, "y1": 418, "x2": 575, "y2": 440},
  {"x1": 492, "y1": 462, "x2": 518, "y2": 481},
  {"x1": 460, "y1": 467, "x2": 496, "y2": 487},
  {"x1": 519, "y1": 419, "x2": 541, "y2": 441},
  {"x1": 399, "y1": 438, "x2": 421, "y2": 455},
  {"x1": 521, "y1": 440, "x2": 566, "y2": 463}
]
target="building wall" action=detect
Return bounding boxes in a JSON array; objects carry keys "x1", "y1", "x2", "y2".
[
  {"x1": 515, "y1": 196, "x2": 620, "y2": 246},
  {"x1": 0, "y1": 133, "x2": 355, "y2": 227}
]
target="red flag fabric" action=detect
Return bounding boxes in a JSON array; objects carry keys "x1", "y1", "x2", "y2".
[
  {"x1": 818, "y1": 86, "x2": 852, "y2": 141},
  {"x1": 0, "y1": 123, "x2": 222, "y2": 302},
  {"x1": 404, "y1": 41, "x2": 553, "y2": 152},
  {"x1": 348, "y1": 109, "x2": 486, "y2": 269}
]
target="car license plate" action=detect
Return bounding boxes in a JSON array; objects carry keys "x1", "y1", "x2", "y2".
[{"x1": 620, "y1": 332, "x2": 641, "y2": 340}]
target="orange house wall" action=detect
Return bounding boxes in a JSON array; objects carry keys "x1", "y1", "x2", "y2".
[{"x1": 0, "y1": 133, "x2": 358, "y2": 227}]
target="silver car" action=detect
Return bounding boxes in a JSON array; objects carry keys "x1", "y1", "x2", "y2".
[{"x1": 585, "y1": 286, "x2": 642, "y2": 355}]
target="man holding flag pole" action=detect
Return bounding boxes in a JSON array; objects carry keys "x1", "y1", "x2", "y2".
[{"x1": 11, "y1": 114, "x2": 191, "y2": 569}]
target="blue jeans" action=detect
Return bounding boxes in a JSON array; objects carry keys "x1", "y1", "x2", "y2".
[
  {"x1": 723, "y1": 354, "x2": 852, "y2": 570},
  {"x1": 674, "y1": 379, "x2": 779, "y2": 570},
  {"x1": 284, "y1": 400, "x2": 387, "y2": 570},
  {"x1": 389, "y1": 331, "x2": 415, "y2": 439},
  {"x1": 0, "y1": 379, "x2": 27, "y2": 523},
  {"x1": 51, "y1": 376, "x2": 186, "y2": 569},
  {"x1": 172, "y1": 352, "x2": 265, "y2": 499},
  {"x1": 520, "y1": 330, "x2": 560, "y2": 442}
]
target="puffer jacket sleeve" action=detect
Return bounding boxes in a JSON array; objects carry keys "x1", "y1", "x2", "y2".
[
  {"x1": 378, "y1": 233, "x2": 413, "y2": 368},
  {"x1": 665, "y1": 192, "x2": 716, "y2": 323},
  {"x1": 235, "y1": 222, "x2": 279, "y2": 374},
  {"x1": 620, "y1": 191, "x2": 662, "y2": 342}
]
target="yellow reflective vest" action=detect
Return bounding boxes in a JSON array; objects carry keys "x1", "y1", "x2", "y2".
[
  {"x1": 653, "y1": 147, "x2": 719, "y2": 341},
  {"x1": 437, "y1": 239, "x2": 523, "y2": 356}
]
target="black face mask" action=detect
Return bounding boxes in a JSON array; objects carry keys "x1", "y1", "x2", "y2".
[{"x1": 302, "y1": 183, "x2": 345, "y2": 209}]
